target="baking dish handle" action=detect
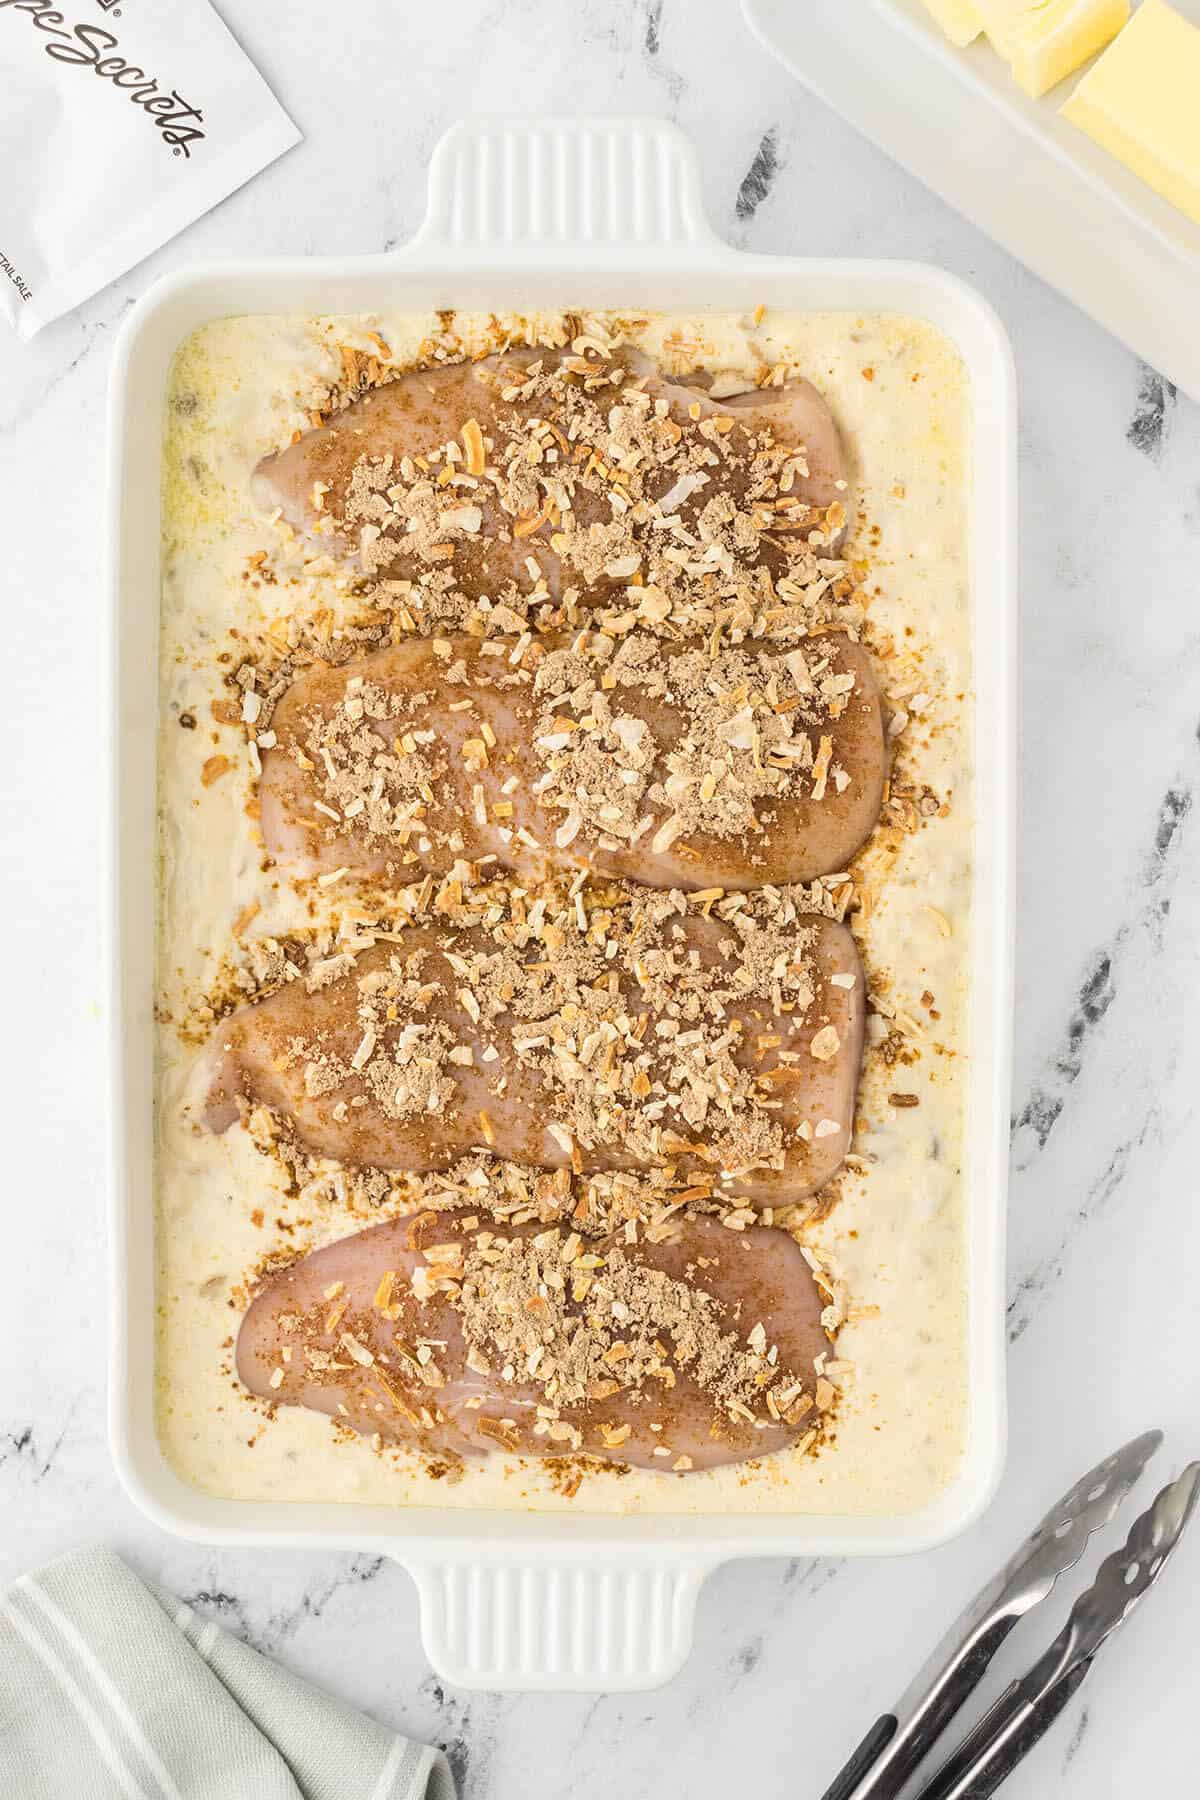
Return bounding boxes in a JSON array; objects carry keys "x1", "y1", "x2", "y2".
[
  {"x1": 403, "y1": 1551, "x2": 713, "y2": 1692},
  {"x1": 408, "y1": 116, "x2": 732, "y2": 262}
]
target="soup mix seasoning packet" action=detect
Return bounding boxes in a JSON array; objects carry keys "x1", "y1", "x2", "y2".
[{"x1": 1, "y1": 0, "x2": 300, "y2": 339}]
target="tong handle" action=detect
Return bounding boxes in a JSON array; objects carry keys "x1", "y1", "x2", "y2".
[
  {"x1": 965, "y1": 1661, "x2": 1093, "y2": 1800},
  {"x1": 819, "y1": 1614, "x2": 1015, "y2": 1799},
  {"x1": 913, "y1": 1660, "x2": 1093, "y2": 1800},
  {"x1": 819, "y1": 1715, "x2": 898, "y2": 1800}
]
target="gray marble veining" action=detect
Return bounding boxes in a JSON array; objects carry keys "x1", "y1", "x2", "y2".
[{"x1": 1, "y1": 2, "x2": 1198, "y2": 1794}]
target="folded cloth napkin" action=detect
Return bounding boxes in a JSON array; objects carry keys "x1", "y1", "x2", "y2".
[{"x1": 0, "y1": 1547, "x2": 455, "y2": 1800}]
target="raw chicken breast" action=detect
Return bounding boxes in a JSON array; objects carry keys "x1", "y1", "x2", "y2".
[
  {"x1": 258, "y1": 629, "x2": 886, "y2": 892},
  {"x1": 251, "y1": 344, "x2": 851, "y2": 611},
  {"x1": 205, "y1": 898, "x2": 865, "y2": 1206},
  {"x1": 236, "y1": 1212, "x2": 832, "y2": 1473}
]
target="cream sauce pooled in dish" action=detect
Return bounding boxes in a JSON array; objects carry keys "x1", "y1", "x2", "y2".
[{"x1": 155, "y1": 308, "x2": 972, "y2": 1517}]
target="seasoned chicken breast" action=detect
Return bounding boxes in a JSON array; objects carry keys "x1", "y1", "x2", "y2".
[
  {"x1": 237, "y1": 1213, "x2": 832, "y2": 1474},
  {"x1": 205, "y1": 893, "x2": 865, "y2": 1206},
  {"x1": 258, "y1": 629, "x2": 886, "y2": 892},
  {"x1": 252, "y1": 344, "x2": 851, "y2": 615}
]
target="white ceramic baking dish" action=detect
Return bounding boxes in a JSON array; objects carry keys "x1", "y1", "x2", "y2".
[{"x1": 106, "y1": 117, "x2": 1016, "y2": 1694}]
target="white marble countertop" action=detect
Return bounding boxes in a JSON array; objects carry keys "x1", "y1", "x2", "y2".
[{"x1": 2, "y1": 1, "x2": 1198, "y2": 1793}]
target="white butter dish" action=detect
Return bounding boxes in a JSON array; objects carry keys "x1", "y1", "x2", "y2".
[{"x1": 744, "y1": 0, "x2": 1200, "y2": 401}]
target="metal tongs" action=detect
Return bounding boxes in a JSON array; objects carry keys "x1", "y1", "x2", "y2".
[{"x1": 821, "y1": 1432, "x2": 1200, "y2": 1800}]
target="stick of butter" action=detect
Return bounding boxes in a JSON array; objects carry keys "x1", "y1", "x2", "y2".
[
  {"x1": 1062, "y1": 0, "x2": 1200, "y2": 226},
  {"x1": 975, "y1": 0, "x2": 1129, "y2": 96},
  {"x1": 917, "y1": 0, "x2": 986, "y2": 46}
]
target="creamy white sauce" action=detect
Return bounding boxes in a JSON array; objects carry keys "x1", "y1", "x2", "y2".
[{"x1": 156, "y1": 309, "x2": 972, "y2": 1517}]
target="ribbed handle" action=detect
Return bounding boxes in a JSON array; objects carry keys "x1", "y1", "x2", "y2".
[
  {"x1": 412, "y1": 116, "x2": 723, "y2": 257},
  {"x1": 407, "y1": 1555, "x2": 708, "y2": 1692}
]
